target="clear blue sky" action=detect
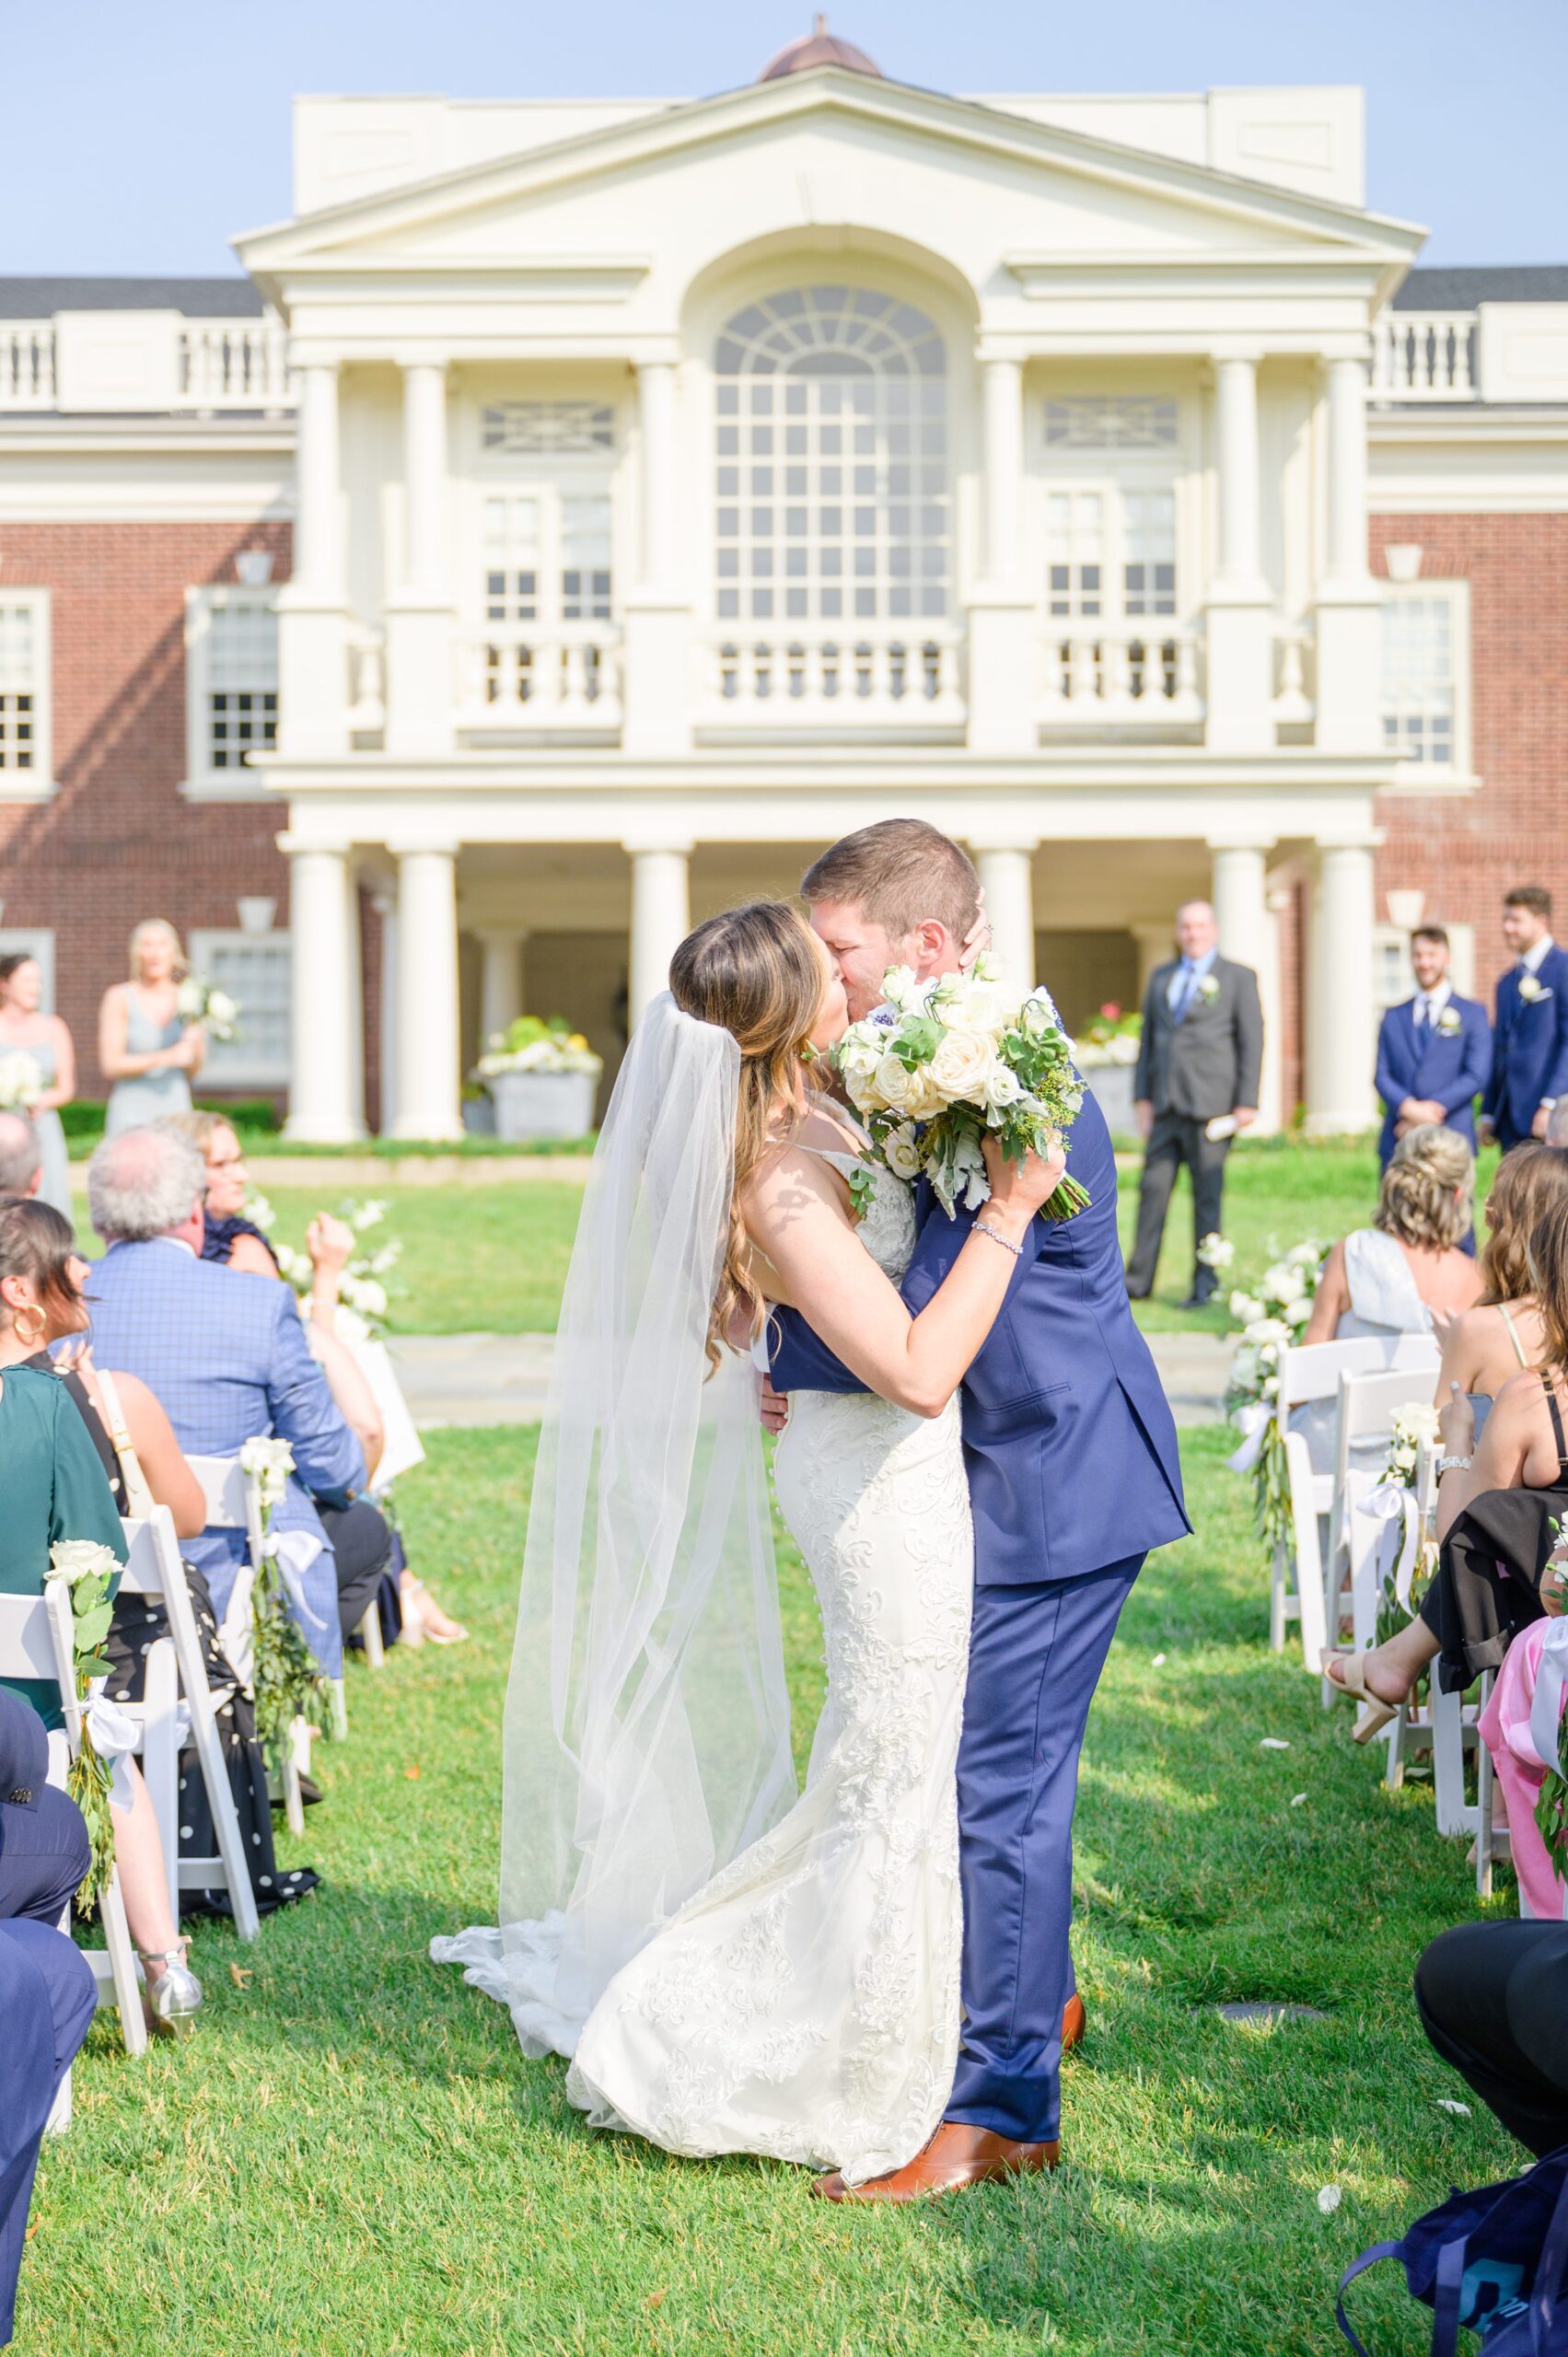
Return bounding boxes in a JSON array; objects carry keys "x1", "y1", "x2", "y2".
[{"x1": 9, "y1": 0, "x2": 1565, "y2": 277}]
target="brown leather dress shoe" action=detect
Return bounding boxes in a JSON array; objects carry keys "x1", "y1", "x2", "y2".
[
  {"x1": 1062, "y1": 1991, "x2": 1086, "y2": 2053},
  {"x1": 810, "y1": 2121, "x2": 1061, "y2": 2203}
]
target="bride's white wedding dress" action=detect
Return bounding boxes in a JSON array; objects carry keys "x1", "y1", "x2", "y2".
[{"x1": 565, "y1": 1147, "x2": 974, "y2": 2185}]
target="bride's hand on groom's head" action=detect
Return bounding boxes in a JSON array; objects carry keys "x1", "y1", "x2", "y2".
[
  {"x1": 958, "y1": 891, "x2": 991, "y2": 972},
  {"x1": 981, "y1": 1131, "x2": 1067, "y2": 1227}
]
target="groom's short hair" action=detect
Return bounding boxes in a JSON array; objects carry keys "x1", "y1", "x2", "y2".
[{"x1": 801, "y1": 820, "x2": 980, "y2": 946}]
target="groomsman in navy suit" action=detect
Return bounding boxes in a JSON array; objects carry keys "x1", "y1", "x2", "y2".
[
  {"x1": 1374, "y1": 924, "x2": 1491, "y2": 1172},
  {"x1": 1481, "y1": 886, "x2": 1568, "y2": 1152}
]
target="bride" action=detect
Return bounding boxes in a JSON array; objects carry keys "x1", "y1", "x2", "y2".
[{"x1": 434, "y1": 900, "x2": 1061, "y2": 2188}]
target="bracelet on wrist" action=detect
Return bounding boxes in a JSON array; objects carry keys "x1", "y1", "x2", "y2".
[
  {"x1": 973, "y1": 1219, "x2": 1024, "y2": 1260},
  {"x1": 1436, "y1": 1454, "x2": 1472, "y2": 1478}
]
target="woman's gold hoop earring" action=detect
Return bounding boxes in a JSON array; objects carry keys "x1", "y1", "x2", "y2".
[{"x1": 11, "y1": 1299, "x2": 46, "y2": 1346}]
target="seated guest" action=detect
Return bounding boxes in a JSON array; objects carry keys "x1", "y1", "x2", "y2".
[
  {"x1": 2, "y1": 1200, "x2": 318, "y2": 1918},
  {"x1": 1301, "y1": 1124, "x2": 1482, "y2": 1345},
  {"x1": 0, "y1": 1217, "x2": 201, "y2": 2031},
  {"x1": 157, "y1": 1109, "x2": 467, "y2": 1648},
  {"x1": 0, "y1": 1113, "x2": 42, "y2": 1203},
  {"x1": 1434, "y1": 1143, "x2": 1568, "y2": 1404},
  {"x1": 83, "y1": 1127, "x2": 364, "y2": 1675},
  {"x1": 1324, "y1": 1192, "x2": 1568, "y2": 1733},
  {"x1": 1417, "y1": 1921, "x2": 1568, "y2": 2160}
]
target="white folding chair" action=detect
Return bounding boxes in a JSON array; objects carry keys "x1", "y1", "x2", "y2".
[
  {"x1": 119, "y1": 1509, "x2": 260, "y2": 1941},
  {"x1": 187, "y1": 1455, "x2": 308, "y2": 1837},
  {"x1": 0, "y1": 1593, "x2": 146, "y2": 2059},
  {"x1": 1272, "y1": 1335, "x2": 1440, "y2": 1669},
  {"x1": 1325, "y1": 1365, "x2": 1445, "y2": 1662}
]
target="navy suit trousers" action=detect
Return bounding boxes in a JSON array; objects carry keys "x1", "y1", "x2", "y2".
[
  {"x1": 946, "y1": 1555, "x2": 1143, "y2": 2145},
  {"x1": 0, "y1": 1921, "x2": 96, "y2": 2344},
  {"x1": 0, "y1": 1787, "x2": 90, "y2": 1929}
]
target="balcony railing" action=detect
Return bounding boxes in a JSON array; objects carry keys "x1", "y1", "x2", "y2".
[
  {"x1": 696, "y1": 631, "x2": 966, "y2": 728},
  {"x1": 0, "y1": 316, "x2": 293, "y2": 412},
  {"x1": 455, "y1": 626, "x2": 622, "y2": 732},
  {"x1": 1371, "y1": 311, "x2": 1478, "y2": 402},
  {"x1": 1037, "y1": 629, "x2": 1203, "y2": 726}
]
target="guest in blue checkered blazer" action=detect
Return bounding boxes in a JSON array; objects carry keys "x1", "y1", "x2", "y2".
[{"x1": 83, "y1": 1128, "x2": 364, "y2": 1679}]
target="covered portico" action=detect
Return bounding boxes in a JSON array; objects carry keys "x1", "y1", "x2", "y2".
[{"x1": 273, "y1": 754, "x2": 1381, "y2": 1143}]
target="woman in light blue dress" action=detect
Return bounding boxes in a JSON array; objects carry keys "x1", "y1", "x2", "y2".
[
  {"x1": 0, "y1": 953, "x2": 75, "y2": 1216},
  {"x1": 99, "y1": 919, "x2": 204, "y2": 1140}
]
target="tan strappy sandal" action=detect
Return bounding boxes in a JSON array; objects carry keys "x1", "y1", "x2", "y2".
[{"x1": 1320, "y1": 1648, "x2": 1400, "y2": 1744}]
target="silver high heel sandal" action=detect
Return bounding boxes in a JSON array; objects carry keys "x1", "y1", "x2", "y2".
[{"x1": 138, "y1": 1938, "x2": 204, "y2": 2038}]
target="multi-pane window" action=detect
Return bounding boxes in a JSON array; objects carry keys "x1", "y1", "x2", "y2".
[
  {"x1": 189, "y1": 931, "x2": 291, "y2": 1086},
  {"x1": 1382, "y1": 594, "x2": 1456, "y2": 766},
  {"x1": 1045, "y1": 493, "x2": 1104, "y2": 619},
  {"x1": 484, "y1": 497, "x2": 541, "y2": 624},
  {"x1": 561, "y1": 496, "x2": 612, "y2": 620},
  {"x1": 1044, "y1": 397, "x2": 1179, "y2": 449},
  {"x1": 1122, "y1": 491, "x2": 1177, "y2": 616},
  {"x1": 0, "y1": 601, "x2": 40, "y2": 773},
  {"x1": 1045, "y1": 490, "x2": 1179, "y2": 623},
  {"x1": 714, "y1": 285, "x2": 949, "y2": 626},
  {"x1": 205, "y1": 599, "x2": 278, "y2": 770},
  {"x1": 479, "y1": 490, "x2": 614, "y2": 706},
  {"x1": 481, "y1": 402, "x2": 613, "y2": 454}
]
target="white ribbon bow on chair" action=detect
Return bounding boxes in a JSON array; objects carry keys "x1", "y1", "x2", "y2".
[
  {"x1": 81, "y1": 1690, "x2": 141, "y2": 1809},
  {"x1": 263, "y1": 1531, "x2": 330, "y2": 1634},
  {"x1": 1226, "y1": 1403, "x2": 1273, "y2": 1474},
  {"x1": 1357, "y1": 1481, "x2": 1423, "y2": 1610}
]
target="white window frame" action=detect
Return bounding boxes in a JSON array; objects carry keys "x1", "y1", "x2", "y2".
[
  {"x1": 188, "y1": 927, "x2": 292, "y2": 1088},
  {"x1": 0, "y1": 590, "x2": 52, "y2": 802},
  {"x1": 1380, "y1": 579, "x2": 1473, "y2": 786},
  {"x1": 1031, "y1": 400, "x2": 1194, "y2": 635},
  {"x1": 181, "y1": 586, "x2": 279, "y2": 803},
  {"x1": 0, "y1": 928, "x2": 55, "y2": 1008}
]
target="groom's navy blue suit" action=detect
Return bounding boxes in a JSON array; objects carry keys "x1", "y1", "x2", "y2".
[{"x1": 770, "y1": 1087, "x2": 1189, "y2": 2143}]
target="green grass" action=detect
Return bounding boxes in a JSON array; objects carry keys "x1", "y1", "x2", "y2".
[{"x1": 26, "y1": 1428, "x2": 1518, "y2": 2356}]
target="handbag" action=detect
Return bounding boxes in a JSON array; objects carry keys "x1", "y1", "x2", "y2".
[{"x1": 1338, "y1": 2145, "x2": 1568, "y2": 2354}]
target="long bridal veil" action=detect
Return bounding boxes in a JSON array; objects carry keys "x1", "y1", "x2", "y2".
[{"x1": 432, "y1": 993, "x2": 796, "y2": 2057}]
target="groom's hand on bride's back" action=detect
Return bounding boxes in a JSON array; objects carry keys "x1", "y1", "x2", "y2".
[{"x1": 759, "y1": 1376, "x2": 790, "y2": 1434}]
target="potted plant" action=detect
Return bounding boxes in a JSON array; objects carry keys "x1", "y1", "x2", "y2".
[
  {"x1": 1071, "y1": 1004, "x2": 1143, "y2": 1136},
  {"x1": 474, "y1": 1016, "x2": 603, "y2": 1142}
]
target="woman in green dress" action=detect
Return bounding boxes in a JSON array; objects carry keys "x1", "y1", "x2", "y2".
[{"x1": 0, "y1": 1200, "x2": 203, "y2": 2032}]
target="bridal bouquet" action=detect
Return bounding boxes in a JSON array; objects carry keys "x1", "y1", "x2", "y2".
[
  {"x1": 833, "y1": 954, "x2": 1090, "y2": 1223},
  {"x1": 255, "y1": 1192, "x2": 403, "y2": 1338},
  {"x1": 0, "y1": 1048, "x2": 44, "y2": 1112},
  {"x1": 176, "y1": 972, "x2": 241, "y2": 1042}
]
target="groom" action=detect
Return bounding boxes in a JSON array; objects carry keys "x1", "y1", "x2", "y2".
[{"x1": 766, "y1": 819, "x2": 1190, "y2": 2200}]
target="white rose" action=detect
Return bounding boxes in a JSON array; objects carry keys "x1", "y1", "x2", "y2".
[
  {"x1": 982, "y1": 1062, "x2": 1023, "y2": 1112},
  {"x1": 836, "y1": 1029, "x2": 883, "y2": 1086},
  {"x1": 880, "y1": 966, "x2": 923, "y2": 1012},
  {"x1": 48, "y1": 1538, "x2": 121, "y2": 1583},
  {"x1": 883, "y1": 1125, "x2": 923, "y2": 1182},
  {"x1": 1244, "y1": 1318, "x2": 1293, "y2": 1348},
  {"x1": 927, "y1": 1028, "x2": 996, "y2": 1106},
  {"x1": 206, "y1": 989, "x2": 238, "y2": 1026},
  {"x1": 1229, "y1": 1291, "x2": 1264, "y2": 1326},
  {"x1": 176, "y1": 978, "x2": 204, "y2": 1019}
]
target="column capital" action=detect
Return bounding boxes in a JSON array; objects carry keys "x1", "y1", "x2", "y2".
[
  {"x1": 387, "y1": 836, "x2": 460, "y2": 861},
  {"x1": 391, "y1": 351, "x2": 451, "y2": 378},
  {"x1": 623, "y1": 834, "x2": 694, "y2": 859},
  {"x1": 1205, "y1": 831, "x2": 1277, "y2": 856},
  {"x1": 276, "y1": 831, "x2": 352, "y2": 860}
]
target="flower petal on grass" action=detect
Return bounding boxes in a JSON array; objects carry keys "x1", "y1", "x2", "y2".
[
  {"x1": 1291, "y1": 1793, "x2": 1307, "y2": 1807},
  {"x1": 1435, "y1": 2099, "x2": 1471, "y2": 2116},
  {"x1": 1260, "y1": 1738, "x2": 1291, "y2": 1750},
  {"x1": 1318, "y1": 2186, "x2": 1342, "y2": 2214},
  {"x1": 1151, "y1": 1653, "x2": 1167, "y2": 1666}
]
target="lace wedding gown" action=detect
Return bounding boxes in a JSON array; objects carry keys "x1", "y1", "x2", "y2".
[{"x1": 565, "y1": 1150, "x2": 974, "y2": 2186}]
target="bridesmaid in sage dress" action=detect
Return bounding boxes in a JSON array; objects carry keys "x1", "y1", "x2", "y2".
[
  {"x1": 0, "y1": 954, "x2": 74, "y2": 1215},
  {"x1": 99, "y1": 919, "x2": 203, "y2": 1140}
]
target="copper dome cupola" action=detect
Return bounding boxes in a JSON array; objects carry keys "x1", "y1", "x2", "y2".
[{"x1": 757, "y1": 16, "x2": 883, "y2": 82}]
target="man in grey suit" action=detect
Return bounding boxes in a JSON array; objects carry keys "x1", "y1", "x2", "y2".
[{"x1": 1125, "y1": 900, "x2": 1264, "y2": 1308}]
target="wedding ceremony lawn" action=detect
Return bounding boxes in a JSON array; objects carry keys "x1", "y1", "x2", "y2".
[
  {"x1": 28, "y1": 1424, "x2": 1514, "y2": 2357},
  {"x1": 178, "y1": 1132, "x2": 1488, "y2": 1336}
]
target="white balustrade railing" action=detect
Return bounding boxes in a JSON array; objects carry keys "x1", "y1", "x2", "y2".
[
  {"x1": 1037, "y1": 629, "x2": 1202, "y2": 724},
  {"x1": 701, "y1": 633, "x2": 965, "y2": 723},
  {"x1": 346, "y1": 632, "x2": 387, "y2": 736},
  {"x1": 1372, "y1": 312, "x2": 1478, "y2": 401},
  {"x1": 1272, "y1": 628, "x2": 1315, "y2": 724},
  {"x1": 0, "y1": 325, "x2": 56, "y2": 408},
  {"x1": 455, "y1": 627, "x2": 622, "y2": 728},
  {"x1": 177, "y1": 320, "x2": 292, "y2": 410}
]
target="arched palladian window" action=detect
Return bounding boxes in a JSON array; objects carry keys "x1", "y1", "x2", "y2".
[{"x1": 714, "y1": 286, "x2": 948, "y2": 630}]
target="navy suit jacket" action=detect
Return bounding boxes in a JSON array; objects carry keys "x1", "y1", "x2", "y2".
[
  {"x1": 1374, "y1": 993, "x2": 1492, "y2": 1167},
  {"x1": 769, "y1": 1089, "x2": 1191, "y2": 1586},
  {"x1": 1484, "y1": 946, "x2": 1568, "y2": 1148}
]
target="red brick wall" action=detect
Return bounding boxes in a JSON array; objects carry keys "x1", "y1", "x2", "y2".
[
  {"x1": 1369, "y1": 512, "x2": 1568, "y2": 1006},
  {"x1": 0, "y1": 520, "x2": 292, "y2": 1099}
]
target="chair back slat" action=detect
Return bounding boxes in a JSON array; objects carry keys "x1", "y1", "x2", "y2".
[
  {"x1": 1277, "y1": 1333, "x2": 1438, "y2": 1414},
  {"x1": 187, "y1": 1455, "x2": 250, "y2": 1528},
  {"x1": 0, "y1": 1592, "x2": 64, "y2": 1682}
]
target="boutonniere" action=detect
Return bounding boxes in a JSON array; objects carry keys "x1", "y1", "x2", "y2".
[
  {"x1": 1435, "y1": 1005, "x2": 1463, "y2": 1038},
  {"x1": 1520, "y1": 975, "x2": 1553, "y2": 1004},
  {"x1": 1196, "y1": 974, "x2": 1221, "y2": 1005}
]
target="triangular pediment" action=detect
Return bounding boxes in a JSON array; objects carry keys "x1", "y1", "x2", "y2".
[{"x1": 238, "y1": 69, "x2": 1422, "y2": 299}]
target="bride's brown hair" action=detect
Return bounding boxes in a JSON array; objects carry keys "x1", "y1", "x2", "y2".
[{"x1": 668, "y1": 900, "x2": 827, "y2": 1370}]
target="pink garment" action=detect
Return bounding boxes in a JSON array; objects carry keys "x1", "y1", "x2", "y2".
[{"x1": 1481, "y1": 1621, "x2": 1568, "y2": 1921}]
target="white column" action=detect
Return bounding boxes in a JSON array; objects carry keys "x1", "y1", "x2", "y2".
[
  {"x1": 621, "y1": 359, "x2": 691, "y2": 757},
  {"x1": 628, "y1": 843, "x2": 691, "y2": 1026},
  {"x1": 390, "y1": 842, "x2": 464, "y2": 1140},
  {"x1": 968, "y1": 353, "x2": 1035, "y2": 755},
  {"x1": 1209, "y1": 839, "x2": 1282, "y2": 1134},
  {"x1": 1305, "y1": 840, "x2": 1378, "y2": 1133},
  {"x1": 1205, "y1": 352, "x2": 1273, "y2": 750},
  {"x1": 972, "y1": 844, "x2": 1038, "y2": 992},
  {"x1": 477, "y1": 928, "x2": 527, "y2": 1046},
  {"x1": 274, "y1": 363, "x2": 349, "y2": 760},
  {"x1": 1314, "y1": 351, "x2": 1382, "y2": 753},
  {"x1": 385, "y1": 359, "x2": 453, "y2": 757},
  {"x1": 343, "y1": 865, "x2": 366, "y2": 1138},
  {"x1": 280, "y1": 837, "x2": 362, "y2": 1143},
  {"x1": 371, "y1": 888, "x2": 398, "y2": 1137}
]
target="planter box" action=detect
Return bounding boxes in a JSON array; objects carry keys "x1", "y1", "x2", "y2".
[
  {"x1": 461, "y1": 1095, "x2": 497, "y2": 1136},
  {"x1": 487, "y1": 1068, "x2": 597, "y2": 1143},
  {"x1": 1083, "y1": 1062, "x2": 1137, "y2": 1138}
]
